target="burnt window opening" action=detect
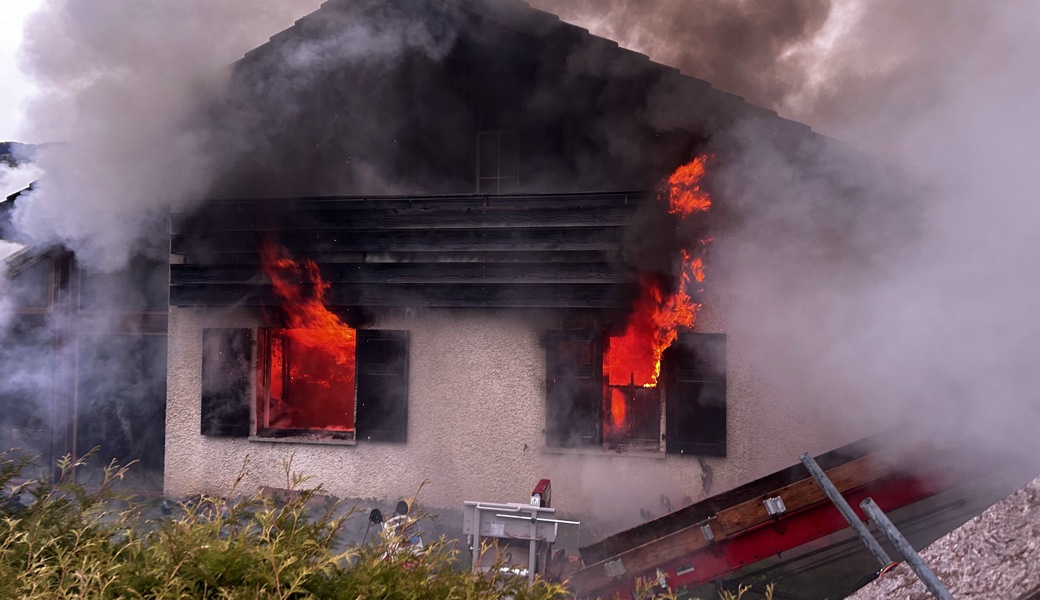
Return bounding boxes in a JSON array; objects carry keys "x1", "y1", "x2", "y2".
[
  {"x1": 545, "y1": 331, "x2": 726, "y2": 456},
  {"x1": 256, "y1": 328, "x2": 357, "y2": 439},
  {"x1": 476, "y1": 131, "x2": 519, "y2": 193},
  {"x1": 201, "y1": 328, "x2": 409, "y2": 444}
]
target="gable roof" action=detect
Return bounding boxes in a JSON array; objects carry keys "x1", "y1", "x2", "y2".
[
  {"x1": 172, "y1": 0, "x2": 830, "y2": 312},
  {"x1": 241, "y1": 0, "x2": 814, "y2": 142}
]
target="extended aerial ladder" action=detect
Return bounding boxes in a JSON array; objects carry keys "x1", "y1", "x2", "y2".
[{"x1": 569, "y1": 433, "x2": 1019, "y2": 599}]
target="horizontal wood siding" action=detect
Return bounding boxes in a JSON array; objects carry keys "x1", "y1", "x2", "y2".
[
  {"x1": 171, "y1": 262, "x2": 627, "y2": 285},
  {"x1": 171, "y1": 191, "x2": 649, "y2": 309},
  {"x1": 171, "y1": 225, "x2": 625, "y2": 255}
]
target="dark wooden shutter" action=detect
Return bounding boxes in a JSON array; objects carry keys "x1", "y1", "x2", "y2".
[
  {"x1": 545, "y1": 331, "x2": 602, "y2": 448},
  {"x1": 664, "y1": 333, "x2": 726, "y2": 457},
  {"x1": 355, "y1": 330, "x2": 409, "y2": 443},
  {"x1": 201, "y1": 328, "x2": 253, "y2": 437}
]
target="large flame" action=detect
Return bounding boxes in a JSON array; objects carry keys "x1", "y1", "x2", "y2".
[
  {"x1": 666, "y1": 155, "x2": 712, "y2": 217},
  {"x1": 603, "y1": 155, "x2": 713, "y2": 395},
  {"x1": 260, "y1": 242, "x2": 356, "y2": 431}
]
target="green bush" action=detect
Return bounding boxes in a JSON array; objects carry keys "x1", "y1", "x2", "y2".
[{"x1": 0, "y1": 450, "x2": 572, "y2": 600}]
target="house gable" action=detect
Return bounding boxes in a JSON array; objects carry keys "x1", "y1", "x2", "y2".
[{"x1": 204, "y1": 0, "x2": 817, "y2": 200}]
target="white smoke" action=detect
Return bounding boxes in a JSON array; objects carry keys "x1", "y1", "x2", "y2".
[
  {"x1": 0, "y1": 160, "x2": 41, "y2": 200},
  {"x1": 710, "y1": 2, "x2": 1040, "y2": 462},
  {"x1": 4, "y1": 0, "x2": 1037, "y2": 501},
  {"x1": 11, "y1": 0, "x2": 324, "y2": 272}
]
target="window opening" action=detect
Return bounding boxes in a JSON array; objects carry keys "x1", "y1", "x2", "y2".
[
  {"x1": 476, "y1": 131, "x2": 519, "y2": 193},
  {"x1": 257, "y1": 327, "x2": 356, "y2": 437},
  {"x1": 546, "y1": 331, "x2": 726, "y2": 455},
  {"x1": 256, "y1": 243, "x2": 358, "y2": 439}
]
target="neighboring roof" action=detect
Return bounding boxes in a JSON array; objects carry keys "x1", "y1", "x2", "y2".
[
  {"x1": 241, "y1": 0, "x2": 814, "y2": 141},
  {"x1": 847, "y1": 476, "x2": 1040, "y2": 600},
  {"x1": 0, "y1": 185, "x2": 31, "y2": 243},
  {"x1": 0, "y1": 142, "x2": 42, "y2": 168}
]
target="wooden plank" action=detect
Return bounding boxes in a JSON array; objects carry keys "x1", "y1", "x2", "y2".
[
  {"x1": 715, "y1": 454, "x2": 890, "y2": 536},
  {"x1": 173, "y1": 205, "x2": 640, "y2": 233},
  {"x1": 172, "y1": 191, "x2": 647, "y2": 218},
  {"x1": 170, "y1": 262, "x2": 627, "y2": 285},
  {"x1": 178, "y1": 250, "x2": 615, "y2": 265},
  {"x1": 171, "y1": 226, "x2": 625, "y2": 255},
  {"x1": 169, "y1": 282, "x2": 634, "y2": 308}
]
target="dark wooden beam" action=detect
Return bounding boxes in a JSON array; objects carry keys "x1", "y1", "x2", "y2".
[
  {"x1": 179, "y1": 250, "x2": 615, "y2": 265},
  {"x1": 170, "y1": 282, "x2": 635, "y2": 308},
  {"x1": 172, "y1": 205, "x2": 641, "y2": 233},
  {"x1": 171, "y1": 262, "x2": 630, "y2": 285},
  {"x1": 171, "y1": 226, "x2": 625, "y2": 255},
  {"x1": 173, "y1": 190, "x2": 648, "y2": 218}
]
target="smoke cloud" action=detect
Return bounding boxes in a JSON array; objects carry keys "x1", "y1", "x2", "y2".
[
  {"x1": 11, "y1": 0, "x2": 324, "y2": 271},
  {"x1": 2, "y1": 0, "x2": 1037, "y2": 510},
  {"x1": 702, "y1": 3, "x2": 1040, "y2": 463},
  {"x1": 525, "y1": 0, "x2": 991, "y2": 151},
  {"x1": 513, "y1": 0, "x2": 1040, "y2": 464},
  {"x1": 526, "y1": 0, "x2": 830, "y2": 124}
]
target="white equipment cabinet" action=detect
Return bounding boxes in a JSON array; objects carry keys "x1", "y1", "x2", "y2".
[{"x1": 462, "y1": 501, "x2": 570, "y2": 582}]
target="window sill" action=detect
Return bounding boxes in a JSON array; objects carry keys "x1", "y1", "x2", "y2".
[
  {"x1": 249, "y1": 432, "x2": 357, "y2": 446},
  {"x1": 541, "y1": 445, "x2": 667, "y2": 459}
]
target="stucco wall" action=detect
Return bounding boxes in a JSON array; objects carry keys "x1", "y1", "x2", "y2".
[{"x1": 165, "y1": 303, "x2": 863, "y2": 531}]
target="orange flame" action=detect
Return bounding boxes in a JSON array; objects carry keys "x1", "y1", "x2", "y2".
[
  {"x1": 261, "y1": 243, "x2": 356, "y2": 359},
  {"x1": 603, "y1": 155, "x2": 713, "y2": 390},
  {"x1": 261, "y1": 242, "x2": 356, "y2": 430},
  {"x1": 666, "y1": 155, "x2": 712, "y2": 217}
]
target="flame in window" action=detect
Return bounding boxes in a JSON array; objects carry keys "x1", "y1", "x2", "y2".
[
  {"x1": 604, "y1": 155, "x2": 714, "y2": 396},
  {"x1": 260, "y1": 241, "x2": 356, "y2": 431}
]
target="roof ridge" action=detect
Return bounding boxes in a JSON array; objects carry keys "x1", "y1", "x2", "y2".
[{"x1": 234, "y1": 0, "x2": 813, "y2": 135}]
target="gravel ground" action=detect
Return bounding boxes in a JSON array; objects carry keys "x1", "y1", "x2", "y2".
[{"x1": 847, "y1": 477, "x2": 1040, "y2": 600}]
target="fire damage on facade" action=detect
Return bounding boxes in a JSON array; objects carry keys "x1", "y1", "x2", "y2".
[
  {"x1": 3, "y1": 0, "x2": 1017, "y2": 597},
  {"x1": 159, "y1": 0, "x2": 827, "y2": 512}
]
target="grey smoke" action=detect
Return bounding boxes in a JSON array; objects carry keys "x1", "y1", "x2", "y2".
[
  {"x1": 527, "y1": 0, "x2": 992, "y2": 150},
  {"x1": 525, "y1": 0, "x2": 1040, "y2": 469},
  {"x1": 527, "y1": 0, "x2": 831, "y2": 124},
  {"x1": 11, "y1": 0, "x2": 325, "y2": 272},
  {"x1": 704, "y1": 2, "x2": 1040, "y2": 462},
  {"x1": 2, "y1": 0, "x2": 1037, "y2": 506}
]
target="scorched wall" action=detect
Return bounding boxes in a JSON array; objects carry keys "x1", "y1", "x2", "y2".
[{"x1": 164, "y1": 302, "x2": 860, "y2": 524}]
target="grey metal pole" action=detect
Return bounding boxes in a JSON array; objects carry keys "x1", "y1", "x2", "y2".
[
  {"x1": 799, "y1": 452, "x2": 892, "y2": 567},
  {"x1": 860, "y1": 498, "x2": 955, "y2": 600}
]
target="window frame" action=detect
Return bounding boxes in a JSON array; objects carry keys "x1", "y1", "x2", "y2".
[
  {"x1": 254, "y1": 327, "x2": 358, "y2": 442},
  {"x1": 476, "y1": 130, "x2": 519, "y2": 193},
  {"x1": 201, "y1": 327, "x2": 410, "y2": 445},
  {"x1": 544, "y1": 330, "x2": 726, "y2": 456}
]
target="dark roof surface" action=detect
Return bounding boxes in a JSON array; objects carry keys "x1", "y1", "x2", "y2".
[{"x1": 242, "y1": 0, "x2": 813, "y2": 140}]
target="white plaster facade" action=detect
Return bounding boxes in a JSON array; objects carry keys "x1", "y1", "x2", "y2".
[{"x1": 164, "y1": 301, "x2": 859, "y2": 526}]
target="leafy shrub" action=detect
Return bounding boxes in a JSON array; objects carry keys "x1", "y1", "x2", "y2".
[{"x1": 0, "y1": 450, "x2": 572, "y2": 600}]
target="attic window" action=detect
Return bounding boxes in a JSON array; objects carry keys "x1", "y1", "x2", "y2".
[
  {"x1": 256, "y1": 328, "x2": 356, "y2": 439},
  {"x1": 477, "y1": 131, "x2": 519, "y2": 193},
  {"x1": 545, "y1": 331, "x2": 727, "y2": 456}
]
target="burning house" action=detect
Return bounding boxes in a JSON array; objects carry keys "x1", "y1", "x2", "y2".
[
  {"x1": 4, "y1": 1, "x2": 1040, "y2": 597},
  {"x1": 2, "y1": 0, "x2": 881, "y2": 520},
  {"x1": 161, "y1": 0, "x2": 866, "y2": 517}
]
